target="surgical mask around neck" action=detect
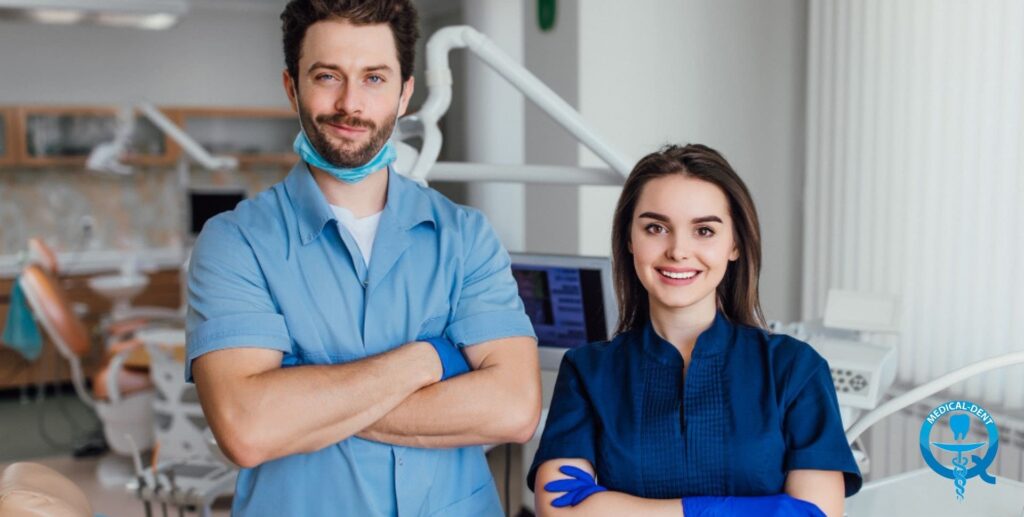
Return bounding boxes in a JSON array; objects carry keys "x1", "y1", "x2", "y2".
[
  {"x1": 293, "y1": 131, "x2": 396, "y2": 184},
  {"x1": 292, "y1": 85, "x2": 402, "y2": 184}
]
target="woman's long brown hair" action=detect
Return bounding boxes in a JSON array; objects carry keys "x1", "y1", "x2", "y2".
[{"x1": 611, "y1": 144, "x2": 766, "y2": 334}]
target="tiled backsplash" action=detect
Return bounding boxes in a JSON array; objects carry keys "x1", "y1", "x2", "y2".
[{"x1": 0, "y1": 165, "x2": 289, "y2": 257}]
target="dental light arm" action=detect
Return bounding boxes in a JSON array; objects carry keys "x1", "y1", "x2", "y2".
[
  {"x1": 87, "y1": 102, "x2": 238, "y2": 175},
  {"x1": 845, "y1": 351, "x2": 1024, "y2": 445},
  {"x1": 402, "y1": 25, "x2": 632, "y2": 183}
]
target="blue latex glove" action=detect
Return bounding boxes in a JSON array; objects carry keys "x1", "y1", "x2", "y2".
[
  {"x1": 543, "y1": 465, "x2": 608, "y2": 507},
  {"x1": 423, "y1": 336, "x2": 470, "y2": 381},
  {"x1": 683, "y1": 494, "x2": 826, "y2": 517}
]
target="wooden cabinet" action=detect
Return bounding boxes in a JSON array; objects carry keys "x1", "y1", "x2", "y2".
[
  {"x1": 0, "y1": 107, "x2": 19, "y2": 166},
  {"x1": 0, "y1": 269, "x2": 182, "y2": 392},
  {"x1": 167, "y1": 107, "x2": 298, "y2": 167},
  {"x1": 15, "y1": 106, "x2": 119, "y2": 167},
  {"x1": 2, "y1": 105, "x2": 297, "y2": 169},
  {"x1": 13, "y1": 106, "x2": 176, "y2": 168}
]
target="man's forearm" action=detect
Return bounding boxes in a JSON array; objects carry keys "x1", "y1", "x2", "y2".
[
  {"x1": 197, "y1": 342, "x2": 439, "y2": 466},
  {"x1": 357, "y1": 337, "x2": 541, "y2": 448}
]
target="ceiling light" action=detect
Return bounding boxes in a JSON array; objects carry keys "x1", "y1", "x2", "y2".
[{"x1": 0, "y1": 0, "x2": 189, "y2": 30}]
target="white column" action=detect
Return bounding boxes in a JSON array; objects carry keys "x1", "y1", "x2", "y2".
[{"x1": 462, "y1": 0, "x2": 526, "y2": 252}]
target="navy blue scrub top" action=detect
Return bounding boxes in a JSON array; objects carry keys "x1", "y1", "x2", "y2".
[{"x1": 528, "y1": 311, "x2": 862, "y2": 499}]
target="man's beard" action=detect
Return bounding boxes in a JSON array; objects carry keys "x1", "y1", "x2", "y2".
[{"x1": 301, "y1": 107, "x2": 396, "y2": 168}]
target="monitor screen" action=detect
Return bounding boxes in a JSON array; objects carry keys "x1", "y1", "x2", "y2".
[
  {"x1": 189, "y1": 190, "x2": 245, "y2": 236},
  {"x1": 509, "y1": 254, "x2": 617, "y2": 370}
]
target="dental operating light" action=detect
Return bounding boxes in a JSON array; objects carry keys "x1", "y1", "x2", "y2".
[
  {"x1": 396, "y1": 25, "x2": 632, "y2": 186},
  {"x1": 87, "y1": 102, "x2": 237, "y2": 175}
]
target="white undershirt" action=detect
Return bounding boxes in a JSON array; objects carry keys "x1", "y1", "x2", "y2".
[{"x1": 330, "y1": 205, "x2": 382, "y2": 266}]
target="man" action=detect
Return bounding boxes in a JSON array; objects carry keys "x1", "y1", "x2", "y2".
[{"x1": 186, "y1": 1, "x2": 541, "y2": 515}]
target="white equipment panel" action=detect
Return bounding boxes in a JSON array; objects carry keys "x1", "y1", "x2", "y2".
[{"x1": 809, "y1": 336, "x2": 897, "y2": 411}]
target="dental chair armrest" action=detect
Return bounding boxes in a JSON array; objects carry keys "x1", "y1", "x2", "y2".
[
  {"x1": 102, "y1": 309, "x2": 185, "y2": 340},
  {"x1": 112, "y1": 306, "x2": 184, "y2": 321},
  {"x1": 103, "y1": 345, "x2": 141, "y2": 404}
]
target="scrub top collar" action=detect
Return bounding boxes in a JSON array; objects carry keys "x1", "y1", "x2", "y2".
[
  {"x1": 642, "y1": 310, "x2": 735, "y2": 366},
  {"x1": 285, "y1": 161, "x2": 436, "y2": 246}
]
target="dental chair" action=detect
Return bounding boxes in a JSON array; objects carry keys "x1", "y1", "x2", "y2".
[
  {"x1": 125, "y1": 328, "x2": 237, "y2": 517},
  {"x1": 27, "y1": 236, "x2": 183, "y2": 330},
  {"x1": 18, "y1": 263, "x2": 158, "y2": 487}
]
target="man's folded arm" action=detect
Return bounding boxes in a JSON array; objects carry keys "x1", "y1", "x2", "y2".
[
  {"x1": 353, "y1": 208, "x2": 543, "y2": 449},
  {"x1": 192, "y1": 341, "x2": 441, "y2": 468},
  {"x1": 356, "y1": 335, "x2": 542, "y2": 448}
]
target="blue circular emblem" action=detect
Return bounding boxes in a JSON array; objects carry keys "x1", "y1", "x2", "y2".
[{"x1": 919, "y1": 400, "x2": 999, "y2": 500}]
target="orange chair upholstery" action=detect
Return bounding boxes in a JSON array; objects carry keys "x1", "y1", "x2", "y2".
[
  {"x1": 18, "y1": 264, "x2": 154, "y2": 403},
  {"x1": 26, "y1": 237, "x2": 59, "y2": 276},
  {"x1": 93, "y1": 339, "x2": 153, "y2": 401}
]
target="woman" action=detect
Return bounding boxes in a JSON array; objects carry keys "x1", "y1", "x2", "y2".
[{"x1": 528, "y1": 144, "x2": 861, "y2": 516}]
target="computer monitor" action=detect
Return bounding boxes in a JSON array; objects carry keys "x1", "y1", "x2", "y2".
[
  {"x1": 188, "y1": 188, "x2": 246, "y2": 237},
  {"x1": 508, "y1": 253, "x2": 617, "y2": 371}
]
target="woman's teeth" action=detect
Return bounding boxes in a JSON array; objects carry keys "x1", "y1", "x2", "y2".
[{"x1": 659, "y1": 270, "x2": 697, "y2": 280}]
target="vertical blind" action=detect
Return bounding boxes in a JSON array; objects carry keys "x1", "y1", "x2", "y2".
[{"x1": 803, "y1": 0, "x2": 1024, "y2": 411}]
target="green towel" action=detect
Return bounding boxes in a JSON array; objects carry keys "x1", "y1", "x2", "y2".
[{"x1": 2, "y1": 277, "x2": 43, "y2": 361}]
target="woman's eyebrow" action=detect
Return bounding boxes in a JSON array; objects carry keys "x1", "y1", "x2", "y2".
[
  {"x1": 638, "y1": 212, "x2": 723, "y2": 224},
  {"x1": 691, "y1": 215, "x2": 724, "y2": 224},
  {"x1": 637, "y1": 212, "x2": 669, "y2": 222}
]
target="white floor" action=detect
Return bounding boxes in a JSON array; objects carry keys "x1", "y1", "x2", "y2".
[{"x1": 0, "y1": 454, "x2": 231, "y2": 517}]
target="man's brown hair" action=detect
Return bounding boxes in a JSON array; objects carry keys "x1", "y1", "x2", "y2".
[{"x1": 281, "y1": 0, "x2": 419, "y2": 82}]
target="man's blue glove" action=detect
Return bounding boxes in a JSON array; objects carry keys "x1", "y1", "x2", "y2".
[
  {"x1": 543, "y1": 465, "x2": 608, "y2": 507},
  {"x1": 423, "y1": 336, "x2": 470, "y2": 381},
  {"x1": 683, "y1": 494, "x2": 826, "y2": 517}
]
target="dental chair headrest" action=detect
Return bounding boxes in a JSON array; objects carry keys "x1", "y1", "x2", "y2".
[{"x1": 19, "y1": 264, "x2": 91, "y2": 359}]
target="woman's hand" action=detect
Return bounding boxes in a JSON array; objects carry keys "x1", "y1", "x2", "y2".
[
  {"x1": 534, "y1": 459, "x2": 842, "y2": 516},
  {"x1": 544, "y1": 465, "x2": 608, "y2": 507},
  {"x1": 534, "y1": 459, "x2": 682, "y2": 517}
]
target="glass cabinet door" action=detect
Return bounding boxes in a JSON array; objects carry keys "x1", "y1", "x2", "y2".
[
  {"x1": 21, "y1": 108, "x2": 120, "y2": 165},
  {"x1": 169, "y1": 107, "x2": 297, "y2": 168}
]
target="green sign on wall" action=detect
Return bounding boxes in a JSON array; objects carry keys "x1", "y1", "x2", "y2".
[{"x1": 538, "y1": 0, "x2": 556, "y2": 32}]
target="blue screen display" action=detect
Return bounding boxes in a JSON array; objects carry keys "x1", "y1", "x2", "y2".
[{"x1": 511, "y1": 264, "x2": 608, "y2": 349}]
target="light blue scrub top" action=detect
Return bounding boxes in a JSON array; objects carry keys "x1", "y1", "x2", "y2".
[{"x1": 185, "y1": 162, "x2": 536, "y2": 516}]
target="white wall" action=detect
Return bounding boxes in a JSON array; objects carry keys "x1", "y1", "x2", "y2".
[
  {"x1": 0, "y1": 5, "x2": 289, "y2": 107},
  {"x1": 523, "y1": 0, "x2": 581, "y2": 255},
  {"x1": 570, "y1": 0, "x2": 808, "y2": 321}
]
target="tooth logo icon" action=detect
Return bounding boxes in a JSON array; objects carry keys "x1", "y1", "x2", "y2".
[
  {"x1": 950, "y1": 414, "x2": 970, "y2": 441},
  {"x1": 919, "y1": 400, "x2": 999, "y2": 502}
]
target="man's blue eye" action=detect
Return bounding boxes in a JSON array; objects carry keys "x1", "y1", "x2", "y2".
[{"x1": 367, "y1": 75, "x2": 384, "y2": 84}]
